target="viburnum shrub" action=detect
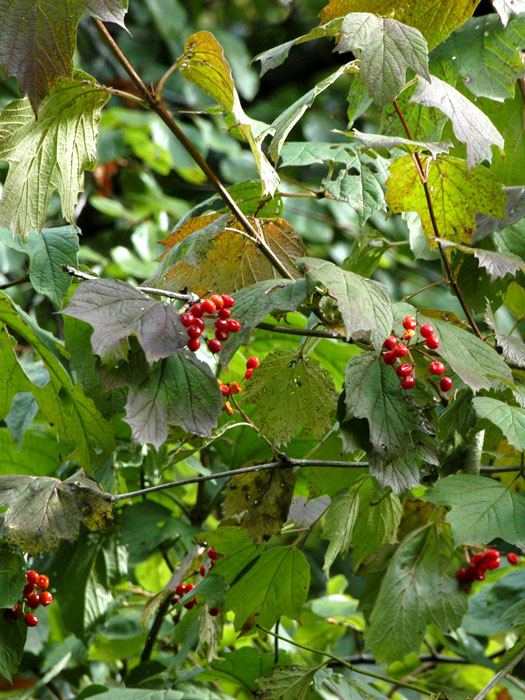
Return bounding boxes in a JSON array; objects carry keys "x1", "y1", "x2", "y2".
[{"x1": 0, "y1": 1, "x2": 524, "y2": 698}]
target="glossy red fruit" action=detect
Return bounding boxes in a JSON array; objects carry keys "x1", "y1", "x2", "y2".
[
  {"x1": 218, "y1": 307, "x2": 232, "y2": 320},
  {"x1": 39, "y1": 591, "x2": 53, "y2": 606},
  {"x1": 36, "y1": 575, "x2": 49, "y2": 591},
  {"x1": 207, "y1": 338, "x2": 222, "y2": 354},
  {"x1": 474, "y1": 570, "x2": 486, "y2": 581},
  {"x1": 26, "y1": 570, "x2": 39, "y2": 585},
  {"x1": 220, "y1": 384, "x2": 231, "y2": 397},
  {"x1": 199, "y1": 565, "x2": 206, "y2": 577},
  {"x1": 175, "y1": 583, "x2": 186, "y2": 597},
  {"x1": 208, "y1": 547, "x2": 218, "y2": 560},
  {"x1": 181, "y1": 312, "x2": 194, "y2": 327},
  {"x1": 403, "y1": 315, "x2": 417, "y2": 330},
  {"x1": 215, "y1": 319, "x2": 228, "y2": 332},
  {"x1": 440, "y1": 376, "x2": 453, "y2": 392},
  {"x1": 394, "y1": 343, "x2": 408, "y2": 358},
  {"x1": 466, "y1": 565, "x2": 477, "y2": 580},
  {"x1": 401, "y1": 376, "x2": 416, "y2": 389},
  {"x1": 485, "y1": 549, "x2": 500, "y2": 560},
  {"x1": 215, "y1": 329, "x2": 229, "y2": 342},
  {"x1": 383, "y1": 351, "x2": 397, "y2": 365},
  {"x1": 190, "y1": 303, "x2": 204, "y2": 318},
  {"x1": 11, "y1": 604, "x2": 22, "y2": 620},
  {"x1": 187, "y1": 337, "x2": 200, "y2": 352},
  {"x1": 420, "y1": 324, "x2": 434, "y2": 338},
  {"x1": 184, "y1": 598, "x2": 197, "y2": 610},
  {"x1": 192, "y1": 317, "x2": 205, "y2": 332},
  {"x1": 486, "y1": 557, "x2": 501, "y2": 570},
  {"x1": 209, "y1": 607, "x2": 220, "y2": 616},
  {"x1": 183, "y1": 583, "x2": 195, "y2": 595},
  {"x1": 202, "y1": 299, "x2": 217, "y2": 315},
  {"x1": 396, "y1": 363, "x2": 412, "y2": 377},
  {"x1": 508, "y1": 552, "x2": 519, "y2": 565},
  {"x1": 25, "y1": 613, "x2": 38, "y2": 627},
  {"x1": 425, "y1": 334, "x2": 440, "y2": 349},
  {"x1": 383, "y1": 335, "x2": 398, "y2": 350},
  {"x1": 187, "y1": 324, "x2": 203, "y2": 338},
  {"x1": 23, "y1": 583, "x2": 34, "y2": 599},
  {"x1": 471, "y1": 553, "x2": 485, "y2": 565},
  {"x1": 171, "y1": 596, "x2": 180, "y2": 605},
  {"x1": 210, "y1": 294, "x2": 224, "y2": 309},
  {"x1": 227, "y1": 319, "x2": 241, "y2": 333},
  {"x1": 456, "y1": 568, "x2": 470, "y2": 583},
  {"x1": 429, "y1": 361, "x2": 445, "y2": 375},
  {"x1": 244, "y1": 369, "x2": 253, "y2": 380},
  {"x1": 27, "y1": 593, "x2": 40, "y2": 609},
  {"x1": 246, "y1": 356, "x2": 260, "y2": 369},
  {"x1": 222, "y1": 294, "x2": 235, "y2": 308}
]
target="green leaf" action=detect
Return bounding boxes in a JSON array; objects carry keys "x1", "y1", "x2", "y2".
[
  {"x1": 0, "y1": 71, "x2": 109, "y2": 239},
  {"x1": 494, "y1": 0, "x2": 525, "y2": 25},
  {"x1": 472, "y1": 397, "x2": 525, "y2": 450},
  {"x1": 208, "y1": 648, "x2": 275, "y2": 693},
  {"x1": 434, "y1": 239, "x2": 523, "y2": 281},
  {"x1": 176, "y1": 31, "x2": 278, "y2": 195},
  {"x1": 504, "y1": 281, "x2": 525, "y2": 318},
  {"x1": 0, "y1": 544, "x2": 25, "y2": 608},
  {"x1": 334, "y1": 13, "x2": 430, "y2": 108},
  {"x1": 297, "y1": 258, "x2": 393, "y2": 351},
  {"x1": 256, "y1": 665, "x2": 321, "y2": 700},
  {"x1": 368, "y1": 450, "x2": 423, "y2": 494},
  {"x1": 485, "y1": 304, "x2": 525, "y2": 369},
  {"x1": 365, "y1": 524, "x2": 467, "y2": 663},
  {"x1": 197, "y1": 527, "x2": 264, "y2": 584},
  {"x1": 64, "y1": 279, "x2": 188, "y2": 364},
  {"x1": 425, "y1": 474, "x2": 525, "y2": 547},
  {"x1": 0, "y1": 614, "x2": 27, "y2": 683},
  {"x1": 346, "y1": 129, "x2": 453, "y2": 157},
  {"x1": 242, "y1": 350, "x2": 337, "y2": 447},
  {"x1": 0, "y1": 0, "x2": 127, "y2": 113},
  {"x1": 322, "y1": 483, "x2": 362, "y2": 576},
  {"x1": 386, "y1": 155, "x2": 507, "y2": 247},
  {"x1": 0, "y1": 225, "x2": 79, "y2": 307},
  {"x1": 0, "y1": 471, "x2": 114, "y2": 554},
  {"x1": 225, "y1": 546, "x2": 309, "y2": 632}
]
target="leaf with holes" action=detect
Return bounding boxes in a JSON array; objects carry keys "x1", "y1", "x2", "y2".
[
  {"x1": 386, "y1": 156, "x2": 507, "y2": 247},
  {"x1": 473, "y1": 397, "x2": 525, "y2": 451}
]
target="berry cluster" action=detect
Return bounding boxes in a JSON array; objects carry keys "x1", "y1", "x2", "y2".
[
  {"x1": 171, "y1": 547, "x2": 220, "y2": 616},
  {"x1": 218, "y1": 356, "x2": 260, "y2": 416},
  {"x1": 4, "y1": 569, "x2": 53, "y2": 628},
  {"x1": 456, "y1": 550, "x2": 519, "y2": 590},
  {"x1": 182, "y1": 294, "x2": 240, "y2": 354},
  {"x1": 382, "y1": 316, "x2": 453, "y2": 392}
]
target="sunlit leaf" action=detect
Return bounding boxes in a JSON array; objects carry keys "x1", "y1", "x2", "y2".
[
  {"x1": 473, "y1": 397, "x2": 525, "y2": 450},
  {"x1": 493, "y1": 0, "x2": 525, "y2": 26}
]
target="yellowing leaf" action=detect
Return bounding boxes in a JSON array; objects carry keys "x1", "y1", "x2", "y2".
[{"x1": 386, "y1": 155, "x2": 507, "y2": 247}]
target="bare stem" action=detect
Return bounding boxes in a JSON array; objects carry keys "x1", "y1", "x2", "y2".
[
  {"x1": 257, "y1": 321, "x2": 351, "y2": 342},
  {"x1": 0, "y1": 274, "x2": 30, "y2": 290},
  {"x1": 473, "y1": 644, "x2": 525, "y2": 700},
  {"x1": 403, "y1": 279, "x2": 447, "y2": 302}
]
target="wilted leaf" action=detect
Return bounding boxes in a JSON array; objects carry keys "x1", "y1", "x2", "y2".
[
  {"x1": 242, "y1": 350, "x2": 337, "y2": 447},
  {"x1": 386, "y1": 155, "x2": 507, "y2": 247},
  {"x1": 224, "y1": 467, "x2": 296, "y2": 543},
  {"x1": 0, "y1": 71, "x2": 109, "y2": 239},
  {"x1": 257, "y1": 665, "x2": 321, "y2": 700},
  {"x1": 225, "y1": 546, "x2": 310, "y2": 631},
  {"x1": 473, "y1": 397, "x2": 525, "y2": 450},
  {"x1": 493, "y1": 0, "x2": 525, "y2": 26},
  {"x1": 298, "y1": 257, "x2": 393, "y2": 351},
  {"x1": 322, "y1": 483, "x2": 362, "y2": 575},
  {"x1": 176, "y1": 31, "x2": 279, "y2": 195},
  {"x1": 64, "y1": 279, "x2": 187, "y2": 364},
  {"x1": 0, "y1": 471, "x2": 114, "y2": 554},
  {"x1": 410, "y1": 76, "x2": 503, "y2": 169}
]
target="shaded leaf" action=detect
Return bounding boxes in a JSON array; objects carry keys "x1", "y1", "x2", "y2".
[
  {"x1": 225, "y1": 546, "x2": 310, "y2": 631},
  {"x1": 368, "y1": 450, "x2": 421, "y2": 495},
  {"x1": 485, "y1": 304, "x2": 525, "y2": 369},
  {"x1": 257, "y1": 665, "x2": 321, "y2": 700},
  {"x1": 0, "y1": 544, "x2": 25, "y2": 609},
  {"x1": 0, "y1": 613, "x2": 27, "y2": 683},
  {"x1": 435, "y1": 240, "x2": 523, "y2": 280},
  {"x1": 64, "y1": 279, "x2": 187, "y2": 364},
  {"x1": 365, "y1": 524, "x2": 467, "y2": 663},
  {"x1": 197, "y1": 527, "x2": 264, "y2": 584},
  {"x1": 386, "y1": 155, "x2": 507, "y2": 247},
  {"x1": 297, "y1": 257, "x2": 393, "y2": 351},
  {"x1": 473, "y1": 397, "x2": 525, "y2": 450},
  {"x1": 425, "y1": 474, "x2": 525, "y2": 548},
  {"x1": 410, "y1": 76, "x2": 503, "y2": 169},
  {"x1": 474, "y1": 186, "x2": 525, "y2": 241},
  {"x1": 287, "y1": 496, "x2": 330, "y2": 528},
  {"x1": 322, "y1": 483, "x2": 362, "y2": 576},
  {"x1": 224, "y1": 467, "x2": 296, "y2": 543},
  {"x1": 208, "y1": 648, "x2": 275, "y2": 693},
  {"x1": 0, "y1": 71, "x2": 109, "y2": 239},
  {"x1": 242, "y1": 350, "x2": 337, "y2": 447},
  {"x1": 0, "y1": 471, "x2": 114, "y2": 554}
]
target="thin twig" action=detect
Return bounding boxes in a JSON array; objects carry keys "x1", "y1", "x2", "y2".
[
  {"x1": 392, "y1": 98, "x2": 483, "y2": 339},
  {"x1": 257, "y1": 321, "x2": 351, "y2": 342},
  {"x1": 473, "y1": 644, "x2": 525, "y2": 700},
  {"x1": 403, "y1": 279, "x2": 447, "y2": 302},
  {"x1": 140, "y1": 593, "x2": 173, "y2": 663},
  {"x1": 0, "y1": 273, "x2": 30, "y2": 290}
]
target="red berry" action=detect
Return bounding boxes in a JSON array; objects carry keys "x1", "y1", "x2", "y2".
[
  {"x1": 215, "y1": 329, "x2": 229, "y2": 341},
  {"x1": 486, "y1": 557, "x2": 501, "y2": 570},
  {"x1": 383, "y1": 335, "x2": 398, "y2": 350},
  {"x1": 23, "y1": 583, "x2": 34, "y2": 599},
  {"x1": 463, "y1": 586, "x2": 471, "y2": 594},
  {"x1": 190, "y1": 303, "x2": 204, "y2": 318},
  {"x1": 36, "y1": 575, "x2": 49, "y2": 590},
  {"x1": 420, "y1": 324, "x2": 434, "y2": 338},
  {"x1": 192, "y1": 317, "x2": 205, "y2": 332},
  {"x1": 508, "y1": 553, "x2": 519, "y2": 566},
  {"x1": 210, "y1": 559, "x2": 215, "y2": 568},
  {"x1": 208, "y1": 547, "x2": 218, "y2": 560},
  {"x1": 39, "y1": 591, "x2": 53, "y2": 606},
  {"x1": 403, "y1": 316, "x2": 417, "y2": 330},
  {"x1": 184, "y1": 598, "x2": 197, "y2": 610},
  {"x1": 181, "y1": 312, "x2": 194, "y2": 327},
  {"x1": 218, "y1": 308, "x2": 232, "y2": 320},
  {"x1": 396, "y1": 363, "x2": 412, "y2": 377},
  {"x1": 394, "y1": 343, "x2": 409, "y2": 358},
  {"x1": 202, "y1": 299, "x2": 217, "y2": 315},
  {"x1": 184, "y1": 583, "x2": 195, "y2": 594},
  {"x1": 466, "y1": 565, "x2": 477, "y2": 581},
  {"x1": 425, "y1": 334, "x2": 440, "y2": 349},
  {"x1": 215, "y1": 319, "x2": 229, "y2": 332},
  {"x1": 25, "y1": 613, "x2": 38, "y2": 627},
  {"x1": 11, "y1": 604, "x2": 22, "y2": 620},
  {"x1": 220, "y1": 384, "x2": 231, "y2": 397},
  {"x1": 187, "y1": 324, "x2": 203, "y2": 338},
  {"x1": 175, "y1": 583, "x2": 186, "y2": 597},
  {"x1": 209, "y1": 607, "x2": 220, "y2": 616},
  {"x1": 222, "y1": 294, "x2": 235, "y2": 308},
  {"x1": 230, "y1": 382, "x2": 242, "y2": 395},
  {"x1": 383, "y1": 351, "x2": 397, "y2": 365},
  {"x1": 207, "y1": 339, "x2": 222, "y2": 354},
  {"x1": 199, "y1": 565, "x2": 206, "y2": 577},
  {"x1": 456, "y1": 568, "x2": 470, "y2": 583},
  {"x1": 440, "y1": 376, "x2": 453, "y2": 392},
  {"x1": 485, "y1": 549, "x2": 500, "y2": 560},
  {"x1": 401, "y1": 376, "x2": 416, "y2": 389},
  {"x1": 474, "y1": 570, "x2": 486, "y2": 581},
  {"x1": 26, "y1": 570, "x2": 39, "y2": 585},
  {"x1": 187, "y1": 337, "x2": 200, "y2": 352},
  {"x1": 246, "y1": 356, "x2": 260, "y2": 369},
  {"x1": 403, "y1": 329, "x2": 416, "y2": 341},
  {"x1": 244, "y1": 369, "x2": 253, "y2": 380},
  {"x1": 227, "y1": 319, "x2": 241, "y2": 333},
  {"x1": 27, "y1": 593, "x2": 40, "y2": 609},
  {"x1": 471, "y1": 553, "x2": 485, "y2": 565},
  {"x1": 171, "y1": 596, "x2": 180, "y2": 605},
  {"x1": 210, "y1": 294, "x2": 224, "y2": 309},
  {"x1": 429, "y1": 361, "x2": 445, "y2": 375}
]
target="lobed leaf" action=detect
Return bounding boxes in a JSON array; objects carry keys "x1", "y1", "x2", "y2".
[{"x1": 434, "y1": 239, "x2": 523, "y2": 281}]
